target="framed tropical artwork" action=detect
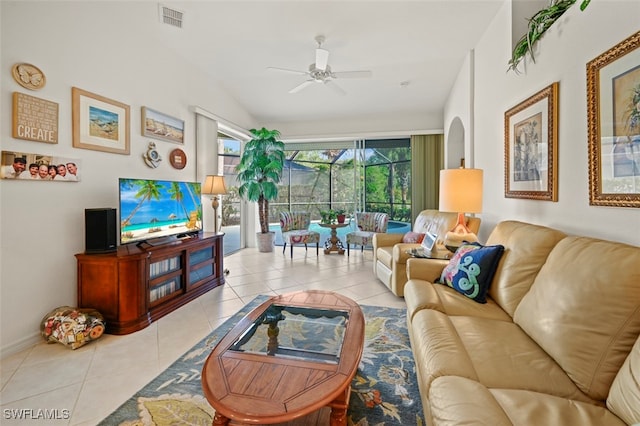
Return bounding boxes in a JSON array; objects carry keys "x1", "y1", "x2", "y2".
[
  {"x1": 504, "y1": 82, "x2": 559, "y2": 201},
  {"x1": 587, "y1": 31, "x2": 640, "y2": 208}
]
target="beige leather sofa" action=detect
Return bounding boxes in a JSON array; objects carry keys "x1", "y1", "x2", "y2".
[
  {"x1": 404, "y1": 220, "x2": 640, "y2": 425},
  {"x1": 373, "y1": 209, "x2": 480, "y2": 297}
]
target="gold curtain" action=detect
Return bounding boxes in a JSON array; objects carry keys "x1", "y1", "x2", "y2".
[{"x1": 410, "y1": 134, "x2": 444, "y2": 224}]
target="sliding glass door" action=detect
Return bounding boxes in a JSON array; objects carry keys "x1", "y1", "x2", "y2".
[
  {"x1": 270, "y1": 138, "x2": 411, "y2": 229},
  {"x1": 217, "y1": 133, "x2": 242, "y2": 254}
]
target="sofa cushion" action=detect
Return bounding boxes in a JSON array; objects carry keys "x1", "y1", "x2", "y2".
[
  {"x1": 485, "y1": 221, "x2": 567, "y2": 317},
  {"x1": 447, "y1": 316, "x2": 592, "y2": 402},
  {"x1": 514, "y1": 236, "x2": 640, "y2": 402},
  {"x1": 436, "y1": 242, "x2": 504, "y2": 303},
  {"x1": 428, "y1": 376, "x2": 513, "y2": 426},
  {"x1": 402, "y1": 231, "x2": 425, "y2": 243},
  {"x1": 429, "y1": 376, "x2": 627, "y2": 426},
  {"x1": 409, "y1": 309, "x2": 592, "y2": 404},
  {"x1": 607, "y1": 337, "x2": 640, "y2": 424},
  {"x1": 404, "y1": 279, "x2": 512, "y2": 323}
]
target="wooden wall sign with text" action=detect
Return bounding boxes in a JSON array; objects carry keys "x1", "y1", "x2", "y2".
[{"x1": 12, "y1": 92, "x2": 59, "y2": 144}]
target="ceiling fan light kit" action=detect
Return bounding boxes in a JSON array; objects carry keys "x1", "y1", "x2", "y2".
[{"x1": 268, "y1": 35, "x2": 372, "y2": 95}]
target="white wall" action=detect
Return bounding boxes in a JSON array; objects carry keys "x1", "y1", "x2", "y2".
[
  {"x1": 447, "y1": 0, "x2": 640, "y2": 245},
  {"x1": 0, "y1": 2, "x2": 256, "y2": 355},
  {"x1": 444, "y1": 51, "x2": 474, "y2": 168}
]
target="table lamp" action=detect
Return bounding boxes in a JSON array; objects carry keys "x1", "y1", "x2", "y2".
[
  {"x1": 438, "y1": 168, "x2": 483, "y2": 252},
  {"x1": 202, "y1": 175, "x2": 227, "y2": 233}
]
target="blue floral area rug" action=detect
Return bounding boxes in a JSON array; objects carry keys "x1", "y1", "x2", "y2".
[{"x1": 100, "y1": 295, "x2": 425, "y2": 426}]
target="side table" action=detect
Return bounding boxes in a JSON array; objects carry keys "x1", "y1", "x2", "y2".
[{"x1": 318, "y1": 222, "x2": 349, "y2": 254}]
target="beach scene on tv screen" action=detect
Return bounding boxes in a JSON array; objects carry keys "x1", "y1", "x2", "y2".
[{"x1": 120, "y1": 179, "x2": 202, "y2": 244}]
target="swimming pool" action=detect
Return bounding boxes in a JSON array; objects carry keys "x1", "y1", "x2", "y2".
[{"x1": 269, "y1": 220, "x2": 411, "y2": 247}]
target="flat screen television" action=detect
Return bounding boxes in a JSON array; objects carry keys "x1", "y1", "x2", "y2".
[{"x1": 119, "y1": 178, "x2": 203, "y2": 246}]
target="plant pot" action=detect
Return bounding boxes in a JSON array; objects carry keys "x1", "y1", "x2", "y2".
[
  {"x1": 337, "y1": 215, "x2": 346, "y2": 224},
  {"x1": 256, "y1": 232, "x2": 275, "y2": 252}
]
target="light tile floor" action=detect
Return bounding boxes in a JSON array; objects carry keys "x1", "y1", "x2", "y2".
[{"x1": 0, "y1": 247, "x2": 406, "y2": 425}]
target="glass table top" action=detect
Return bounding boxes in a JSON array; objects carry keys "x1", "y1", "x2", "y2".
[{"x1": 229, "y1": 303, "x2": 349, "y2": 364}]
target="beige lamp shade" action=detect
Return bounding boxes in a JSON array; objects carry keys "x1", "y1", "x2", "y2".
[
  {"x1": 202, "y1": 175, "x2": 227, "y2": 195},
  {"x1": 439, "y1": 168, "x2": 483, "y2": 214},
  {"x1": 439, "y1": 168, "x2": 483, "y2": 251}
]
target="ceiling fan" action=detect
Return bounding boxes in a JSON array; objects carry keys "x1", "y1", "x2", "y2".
[{"x1": 267, "y1": 35, "x2": 372, "y2": 95}]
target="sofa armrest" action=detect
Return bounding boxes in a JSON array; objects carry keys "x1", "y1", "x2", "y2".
[
  {"x1": 406, "y1": 257, "x2": 449, "y2": 282},
  {"x1": 392, "y1": 243, "x2": 423, "y2": 263},
  {"x1": 373, "y1": 233, "x2": 404, "y2": 263},
  {"x1": 373, "y1": 232, "x2": 404, "y2": 248}
]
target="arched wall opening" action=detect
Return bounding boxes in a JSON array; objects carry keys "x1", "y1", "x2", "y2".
[{"x1": 447, "y1": 116, "x2": 465, "y2": 169}]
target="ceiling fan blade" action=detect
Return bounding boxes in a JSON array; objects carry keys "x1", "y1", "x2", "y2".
[
  {"x1": 289, "y1": 80, "x2": 314, "y2": 94},
  {"x1": 315, "y1": 48, "x2": 329, "y2": 71},
  {"x1": 267, "y1": 67, "x2": 308, "y2": 76},
  {"x1": 324, "y1": 80, "x2": 346, "y2": 96},
  {"x1": 332, "y1": 70, "x2": 373, "y2": 79}
]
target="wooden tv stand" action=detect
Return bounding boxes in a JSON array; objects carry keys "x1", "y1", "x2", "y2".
[{"x1": 76, "y1": 232, "x2": 225, "y2": 335}]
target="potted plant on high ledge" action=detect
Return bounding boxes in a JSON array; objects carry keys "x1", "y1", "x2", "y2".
[{"x1": 236, "y1": 127, "x2": 285, "y2": 252}]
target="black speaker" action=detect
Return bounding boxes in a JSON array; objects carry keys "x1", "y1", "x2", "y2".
[{"x1": 85, "y1": 208, "x2": 117, "y2": 253}]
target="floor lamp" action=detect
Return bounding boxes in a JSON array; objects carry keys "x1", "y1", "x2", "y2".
[
  {"x1": 202, "y1": 175, "x2": 227, "y2": 233},
  {"x1": 438, "y1": 168, "x2": 483, "y2": 252}
]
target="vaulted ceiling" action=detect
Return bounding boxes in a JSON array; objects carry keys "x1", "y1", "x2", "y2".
[{"x1": 150, "y1": 1, "x2": 504, "y2": 130}]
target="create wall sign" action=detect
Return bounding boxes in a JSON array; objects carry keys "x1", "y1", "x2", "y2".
[{"x1": 12, "y1": 92, "x2": 59, "y2": 144}]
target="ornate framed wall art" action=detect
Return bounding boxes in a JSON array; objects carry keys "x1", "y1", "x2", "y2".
[
  {"x1": 141, "y1": 107, "x2": 184, "y2": 144},
  {"x1": 504, "y1": 82, "x2": 559, "y2": 201},
  {"x1": 72, "y1": 87, "x2": 130, "y2": 155},
  {"x1": 587, "y1": 31, "x2": 640, "y2": 208}
]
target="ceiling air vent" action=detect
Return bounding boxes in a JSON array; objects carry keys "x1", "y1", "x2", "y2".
[{"x1": 159, "y1": 4, "x2": 184, "y2": 29}]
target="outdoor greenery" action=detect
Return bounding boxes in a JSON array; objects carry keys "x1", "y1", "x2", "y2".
[
  {"x1": 221, "y1": 138, "x2": 412, "y2": 231},
  {"x1": 271, "y1": 143, "x2": 411, "y2": 224},
  {"x1": 509, "y1": 0, "x2": 591, "y2": 73}
]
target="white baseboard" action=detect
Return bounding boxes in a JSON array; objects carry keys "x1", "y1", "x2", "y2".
[{"x1": 1, "y1": 332, "x2": 41, "y2": 359}]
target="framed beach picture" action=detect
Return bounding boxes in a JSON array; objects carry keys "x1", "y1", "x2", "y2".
[
  {"x1": 141, "y1": 107, "x2": 184, "y2": 144},
  {"x1": 504, "y1": 82, "x2": 559, "y2": 201},
  {"x1": 72, "y1": 87, "x2": 130, "y2": 155},
  {"x1": 587, "y1": 31, "x2": 640, "y2": 208}
]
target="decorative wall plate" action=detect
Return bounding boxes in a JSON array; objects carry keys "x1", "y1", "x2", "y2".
[
  {"x1": 143, "y1": 142, "x2": 162, "y2": 168},
  {"x1": 169, "y1": 148, "x2": 187, "y2": 170},
  {"x1": 12, "y1": 63, "x2": 46, "y2": 90}
]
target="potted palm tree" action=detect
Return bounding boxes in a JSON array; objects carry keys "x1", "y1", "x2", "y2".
[{"x1": 236, "y1": 127, "x2": 285, "y2": 252}]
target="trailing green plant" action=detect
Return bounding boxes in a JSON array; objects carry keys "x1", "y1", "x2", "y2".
[
  {"x1": 236, "y1": 127, "x2": 285, "y2": 234},
  {"x1": 508, "y1": 0, "x2": 591, "y2": 73}
]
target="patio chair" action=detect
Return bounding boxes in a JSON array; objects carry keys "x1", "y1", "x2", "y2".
[
  {"x1": 279, "y1": 212, "x2": 320, "y2": 259},
  {"x1": 346, "y1": 212, "x2": 389, "y2": 256}
]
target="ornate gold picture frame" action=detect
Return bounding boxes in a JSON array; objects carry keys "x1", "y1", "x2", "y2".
[
  {"x1": 504, "y1": 82, "x2": 559, "y2": 201},
  {"x1": 587, "y1": 31, "x2": 640, "y2": 208}
]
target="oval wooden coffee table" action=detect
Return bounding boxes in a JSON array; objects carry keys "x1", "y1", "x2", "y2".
[{"x1": 201, "y1": 290, "x2": 365, "y2": 425}]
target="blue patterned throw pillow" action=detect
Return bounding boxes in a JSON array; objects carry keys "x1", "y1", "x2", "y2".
[{"x1": 436, "y1": 242, "x2": 505, "y2": 303}]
